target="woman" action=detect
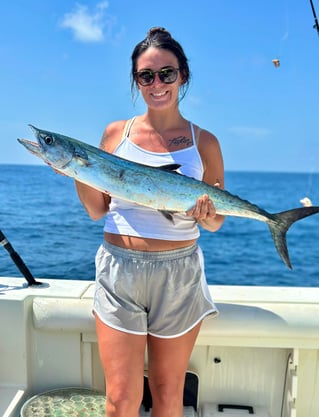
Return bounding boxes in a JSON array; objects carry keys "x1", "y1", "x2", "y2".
[{"x1": 76, "y1": 27, "x2": 225, "y2": 417}]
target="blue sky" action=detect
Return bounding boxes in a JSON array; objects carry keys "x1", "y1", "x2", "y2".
[{"x1": 1, "y1": 0, "x2": 319, "y2": 172}]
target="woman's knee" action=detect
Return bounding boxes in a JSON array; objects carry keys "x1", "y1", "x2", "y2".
[
  {"x1": 106, "y1": 383, "x2": 142, "y2": 417},
  {"x1": 148, "y1": 376, "x2": 184, "y2": 407}
]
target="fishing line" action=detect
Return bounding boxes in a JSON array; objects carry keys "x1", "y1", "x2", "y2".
[
  {"x1": 0, "y1": 229, "x2": 42, "y2": 286},
  {"x1": 272, "y1": 0, "x2": 290, "y2": 68}
]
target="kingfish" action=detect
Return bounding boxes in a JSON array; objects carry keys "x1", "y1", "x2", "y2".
[{"x1": 18, "y1": 125, "x2": 319, "y2": 269}]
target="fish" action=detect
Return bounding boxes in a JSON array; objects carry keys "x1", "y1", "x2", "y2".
[{"x1": 18, "y1": 125, "x2": 319, "y2": 269}]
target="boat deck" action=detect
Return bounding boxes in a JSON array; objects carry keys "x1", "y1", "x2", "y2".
[{"x1": 1, "y1": 277, "x2": 319, "y2": 417}]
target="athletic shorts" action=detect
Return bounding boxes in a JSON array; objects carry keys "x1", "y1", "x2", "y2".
[{"x1": 93, "y1": 241, "x2": 218, "y2": 338}]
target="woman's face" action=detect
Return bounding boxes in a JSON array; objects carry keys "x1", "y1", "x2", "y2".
[{"x1": 135, "y1": 47, "x2": 183, "y2": 111}]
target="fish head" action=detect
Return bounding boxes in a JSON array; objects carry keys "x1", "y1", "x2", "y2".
[{"x1": 18, "y1": 125, "x2": 76, "y2": 169}]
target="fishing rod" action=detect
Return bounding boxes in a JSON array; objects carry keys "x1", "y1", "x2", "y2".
[
  {"x1": 0, "y1": 229, "x2": 42, "y2": 286},
  {"x1": 310, "y1": 0, "x2": 319, "y2": 35}
]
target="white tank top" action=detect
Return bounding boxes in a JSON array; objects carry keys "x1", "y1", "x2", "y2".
[{"x1": 103, "y1": 118, "x2": 204, "y2": 240}]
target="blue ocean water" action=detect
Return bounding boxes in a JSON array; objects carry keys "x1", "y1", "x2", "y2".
[{"x1": 1, "y1": 164, "x2": 319, "y2": 287}]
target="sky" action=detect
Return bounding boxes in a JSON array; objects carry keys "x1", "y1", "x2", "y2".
[{"x1": 1, "y1": 0, "x2": 319, "y2": 172}]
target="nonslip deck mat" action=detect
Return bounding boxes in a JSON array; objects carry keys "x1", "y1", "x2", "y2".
[{"x1": 20, "y1": 388, "x2": 106, "y2": 417}]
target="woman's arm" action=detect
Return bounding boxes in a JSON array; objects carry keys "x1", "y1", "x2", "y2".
[
  {"x1": 74, "y1": 120, "x2": 126, "y2": 220},
  {"x1": 75, "y1": 182, "x2": 111, "y2": 220},
  {"x1": 187, "y1": 128, "x2": 225, "y2": 232}
]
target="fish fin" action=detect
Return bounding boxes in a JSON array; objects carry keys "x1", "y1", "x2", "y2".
[
  {"x1": 268, "y1": 206, "x2": 319, "y2": 269},
  {"x1": 159, "y1": 210, "x2": 176, "y2": 223},
  {"x1": 158, "y1": 164, "x2": 181, "y2": 172},
  {"x1": 75, "y1": 149, "x2": 90, "y2": 166}
]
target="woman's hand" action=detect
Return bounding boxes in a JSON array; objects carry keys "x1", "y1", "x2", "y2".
[
  {"x1": 186, "y1": 194, "x2": 216, "y2": 222},
  {"x1": 186, "y1": 181, "x2": 225, "y2": 232},
  {"x1": 186, "y1": 180, "x2": 221, "y2": 221}
]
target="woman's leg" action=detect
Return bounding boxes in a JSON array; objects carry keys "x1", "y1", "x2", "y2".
[
  {"x1": 95, "y1": 315, "x2": 147, "y2": 417},
  {"x1": 147, "y1": 322, "x2": 202, "y2": 417}
]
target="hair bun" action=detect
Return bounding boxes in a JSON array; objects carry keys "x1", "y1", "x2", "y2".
[{"x1": 147, "y1": 27, "x2": 172, "y2": 39}]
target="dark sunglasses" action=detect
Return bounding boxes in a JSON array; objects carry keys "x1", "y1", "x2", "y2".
[{"x1": 135, "y1": 66, "x2": 180, "y2": 86}]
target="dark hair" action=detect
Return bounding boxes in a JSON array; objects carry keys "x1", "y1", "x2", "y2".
[{"x1": 131, "y1": 27, "x2": 191, "y2": 100}]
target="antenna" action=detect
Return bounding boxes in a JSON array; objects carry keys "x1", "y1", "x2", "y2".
[{"x1": 309, "y1": 0, "x2": 319, "y2": 35}]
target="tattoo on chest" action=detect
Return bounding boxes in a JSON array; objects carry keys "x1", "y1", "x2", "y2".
[{"x1": 168, "y1": 136, "x2": 192, "y2": 147}]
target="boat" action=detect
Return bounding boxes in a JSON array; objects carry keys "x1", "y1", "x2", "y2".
[{"x1": 1, "y1": 275, "x2": 319, "y2": 417}]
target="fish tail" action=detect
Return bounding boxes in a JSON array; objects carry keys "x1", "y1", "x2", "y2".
[{"x1": 268, "y1": 206, "x2": 319, "y2": 269}]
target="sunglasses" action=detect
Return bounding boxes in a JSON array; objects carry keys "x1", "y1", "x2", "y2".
[{"x1": 135, "y1": 66, "x2": 180, "y2": 86}]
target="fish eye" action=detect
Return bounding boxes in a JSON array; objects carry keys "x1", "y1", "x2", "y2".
[{"x1": 41, "y1": 135, "x2": 54, "y2": 145}]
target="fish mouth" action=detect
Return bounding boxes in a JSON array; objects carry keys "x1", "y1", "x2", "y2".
[
  {"x1": 18, "y1": 125, "x2": 51, "y2": 161},
  {"x1": 28, "y1": 124, "x2": 41, "y2": 138},
  {"x1": 18, "y1": 125, "x2": 75, "y2": 169},
  {"x1": 17, "y1": 138, "x2": 42, "y2": 157}
]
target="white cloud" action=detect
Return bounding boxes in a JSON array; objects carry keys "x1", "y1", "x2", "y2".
[{"x1": 60, "y1": 1, "x2": 111, "y2": 43}]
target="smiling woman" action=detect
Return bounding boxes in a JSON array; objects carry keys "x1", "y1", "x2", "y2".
[
  {"x1": 131, "y1": 27, "x2": 191, "y2": 103},
  {"x1": 72, "y1": 26, "x2": 225, "y2": 417}
]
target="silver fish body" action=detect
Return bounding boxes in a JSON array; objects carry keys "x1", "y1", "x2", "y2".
[{"x1": 18, "y1": 125, "x2": 319, "y2": 269}]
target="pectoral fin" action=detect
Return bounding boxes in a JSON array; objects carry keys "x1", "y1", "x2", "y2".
[
  {"x1": 75, "y1": 148, "x2": 90, "y2": 166},
  {"x1": 158, "y1": 164, "x2": 181, "y2": 172},
  {"x1": 159, "y1": 210, "x2": 176, "y2": 223}
]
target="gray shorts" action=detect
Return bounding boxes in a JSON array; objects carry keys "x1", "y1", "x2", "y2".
[{"x1": 93, "y1": 241, "x2": 218, "y2": 338}]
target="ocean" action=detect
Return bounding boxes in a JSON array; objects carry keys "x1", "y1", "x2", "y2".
[{"x1": 1, "y1": 164, "x2": 319, "y2": 287}]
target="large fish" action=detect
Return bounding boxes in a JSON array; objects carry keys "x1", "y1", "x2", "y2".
[{"x1": 18, "y1": 125, "x2": 319, "y2": 269}]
